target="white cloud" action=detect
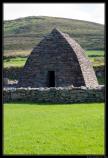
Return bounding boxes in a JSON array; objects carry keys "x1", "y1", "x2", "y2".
[{"x1": 3, "y1": 3, "x2": 105, "y2": 24}]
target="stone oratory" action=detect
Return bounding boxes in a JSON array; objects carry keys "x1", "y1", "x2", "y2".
[{"x1": 18, "y1": 28, "x2": 98, "y2": 88}]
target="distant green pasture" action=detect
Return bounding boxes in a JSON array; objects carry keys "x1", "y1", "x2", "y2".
[
  {"x1": 3, "y1": 57, "x2": 27, "y2": 68},
  {"x1": 86, "y1": 50, "x2": 104, "y2": 57}
]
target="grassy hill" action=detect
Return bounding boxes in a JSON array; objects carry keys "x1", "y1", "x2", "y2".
[{"x1": 4, "y1": 16, "x2": 104, "y2": 53}]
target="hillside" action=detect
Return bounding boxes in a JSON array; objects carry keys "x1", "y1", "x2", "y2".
[{"x1": 4, "y1": 16, "x2": 104, "y2": 52}]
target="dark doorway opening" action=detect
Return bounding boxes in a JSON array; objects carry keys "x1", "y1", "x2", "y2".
[{"x1": 48, "y1": 71, "x2": 55, "y2": 87}]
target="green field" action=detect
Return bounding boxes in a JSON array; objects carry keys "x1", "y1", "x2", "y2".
[
  {"x1": 3, "y1": 57, "x2": 27, "y2": 68},
  {"x1": 3, "y1": 50, "x2": 104, "y2": 68},
  {"x1": 86, "y1": 50, "x2": 104, "y2": 57},
  {"x1": 4, "y1": 103, "x2": 104, "y2": 155}
]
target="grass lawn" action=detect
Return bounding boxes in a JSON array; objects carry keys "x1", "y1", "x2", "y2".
[{"x1": 4, "y1": 103, "x2": 104, "y2": 155}]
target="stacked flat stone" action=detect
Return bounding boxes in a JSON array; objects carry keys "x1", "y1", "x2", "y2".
[
  {"x1": 3, "y1": 86, "x2": 104, "y2": 103},
  {"x1": 18, "y1": 28, "x2": 98, "y2": 88}
]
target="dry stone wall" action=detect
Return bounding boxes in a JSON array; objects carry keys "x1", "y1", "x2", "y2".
[
  {"x1": 3, "y1": 67, "x2": 23, "y2": 80},
  {"x1": 3, "y1": 86, "x2": 105, "y2": 103}
]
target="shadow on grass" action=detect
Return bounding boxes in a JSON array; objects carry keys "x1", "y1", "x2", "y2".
[{"x1": 4, "y1": 101, "x2": 104, "y2": 106}]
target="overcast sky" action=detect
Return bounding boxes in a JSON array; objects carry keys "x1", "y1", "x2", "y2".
[{"x1": 3, "y1": 3, "x2": 105, "y2": 24}]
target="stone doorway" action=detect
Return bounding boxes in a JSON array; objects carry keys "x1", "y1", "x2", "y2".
[{"x1": 48, "y1": 71, "x2": 55, "y2": 87}]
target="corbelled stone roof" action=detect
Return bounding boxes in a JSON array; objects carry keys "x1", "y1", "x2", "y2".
[
  {"x1": 48, "y1": 28, "x2": 98, "y2": 88},
  {"x1": 18, "y1": 28, "x2": 98, "y2": 88}
]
